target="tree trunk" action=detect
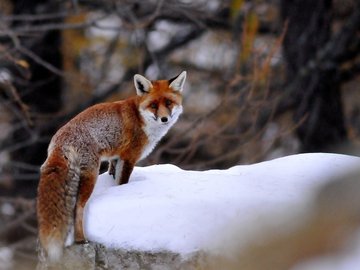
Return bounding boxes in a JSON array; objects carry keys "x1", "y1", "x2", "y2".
[
  {"x1": 6, "y1": 0, "x2": 63, "y2": 197},
  {"x1": 281, "y1": 0, "x2": 347, "y2": 152}
]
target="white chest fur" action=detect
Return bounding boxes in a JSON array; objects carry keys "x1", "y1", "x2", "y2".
[{"x1": 140, "y1": 123, "x2": 170, "y2": 160}]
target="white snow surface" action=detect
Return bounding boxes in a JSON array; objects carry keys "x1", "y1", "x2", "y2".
[{"x1": 84, "y1": 153, "x2": 360, "y2": 262}]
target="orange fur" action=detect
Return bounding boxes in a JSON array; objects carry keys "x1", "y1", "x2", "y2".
[{"x1": 37, "y1": 72, "x2": 186, "y2": 262}]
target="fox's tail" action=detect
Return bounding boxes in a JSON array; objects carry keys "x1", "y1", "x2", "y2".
[{"x1": 37, "y1": 146, "x2": 80, "y2": 262}]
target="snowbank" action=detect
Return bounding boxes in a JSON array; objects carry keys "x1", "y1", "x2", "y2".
[{"x1": 84, "y1": 153, "x2": 360, "y2": 262}]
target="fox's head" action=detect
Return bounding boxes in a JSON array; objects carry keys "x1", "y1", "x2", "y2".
[{"x1": 134, "y1": 71, "x2": 186, "y2": 128}]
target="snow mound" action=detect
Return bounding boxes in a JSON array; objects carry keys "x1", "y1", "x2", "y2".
[{"x1": 84, "y1": 153, "x2": 360, "y2": 255}]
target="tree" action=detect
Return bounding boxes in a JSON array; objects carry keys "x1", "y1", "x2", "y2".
[
  {"x1": 0, "y1": 0, "x2": 64, "y2": 197},
  {"x1": 281, "y1": 0, "x2": 360, "y2": 152}
]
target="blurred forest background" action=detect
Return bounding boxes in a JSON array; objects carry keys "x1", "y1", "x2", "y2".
[{"x1": 0, "y1": 0, "x2": 359, "y2": 268}]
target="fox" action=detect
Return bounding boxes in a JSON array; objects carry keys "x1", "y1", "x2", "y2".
[{"x1": 37, "y1": 71, "x2": 186, "y2": 262}]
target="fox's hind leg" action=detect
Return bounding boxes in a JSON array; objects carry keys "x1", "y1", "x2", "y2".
[{"x1": 75, "y1": 168, "x2": 97, "y2": 243}]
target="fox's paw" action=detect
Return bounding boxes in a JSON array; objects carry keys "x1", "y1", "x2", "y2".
[
  {"x1": 75, "y1": 231, "x2": 86, "y2": 244},
  {"x1": 75, "y1": 238, "x2": 88, "y2": 244}
]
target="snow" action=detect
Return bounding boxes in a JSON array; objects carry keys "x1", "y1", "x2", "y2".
[
  {"x1": 0, "y1": 247, "x2": 13, "y2": 270},
  {"x1": 84, "y1": 153, "x2": 360, "y2": 265}
]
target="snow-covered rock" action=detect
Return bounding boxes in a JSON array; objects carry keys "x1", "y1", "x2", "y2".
[
  {"x1": 84, "y1": 153, "x2": 359, "y2": 252},
  {"x1": 54, "y1": 153, "x2": 360, "y2": 269}
]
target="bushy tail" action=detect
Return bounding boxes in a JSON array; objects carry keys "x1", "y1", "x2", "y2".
[{"x1": 37, "y1": 146, "x2": 80, "y2": 262}]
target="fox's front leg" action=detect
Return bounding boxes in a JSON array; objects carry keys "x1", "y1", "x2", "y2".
[
  {"x1": 108, "y1": 158, "x2": 124, "y2": 185},
  {"x1": 119, "y1": 160, "x2": 134, "y2": 185},
  {"x1": 75, "y1": 168, "x2": 97, "y2": 243},
  {"x1": 108, "y1": 159, "x2": 117, "y2": 178}
]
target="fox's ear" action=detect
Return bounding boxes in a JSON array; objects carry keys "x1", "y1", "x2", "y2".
[
  {"x1": 134, "y1": 74, "x2": 153, "y2": 96},
  {"x1": 169, "y1": 71, "x2": 186, "y2": 92}
]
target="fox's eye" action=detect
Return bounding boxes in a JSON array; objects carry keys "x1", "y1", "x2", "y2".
[
  {"x1": 165, "y1": 99, "x2": 172, "y2": 106},
  {"x1": 150, "y1": 102, "x2": 158, "y2": 109}
]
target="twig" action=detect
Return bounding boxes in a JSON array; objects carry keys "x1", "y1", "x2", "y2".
[
  {"x1": 2, "y1": 14, "x2": 108, "y2": 34},
  {"x1": 0, "y1": 80, "x2": 33, "y2": 127},
  {"x1": 3, "y1": 26, "x2": 67, "y2": 77},
  {"x1": 1, "y1": 12, "x2": 71, "y2": 22}
]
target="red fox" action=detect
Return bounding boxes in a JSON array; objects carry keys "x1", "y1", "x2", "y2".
[{"x1": 37, "y1": 71, "x2": 186, "y2": 261}]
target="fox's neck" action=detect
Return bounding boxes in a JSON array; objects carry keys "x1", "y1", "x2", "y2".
[
  {"x1": 139, "y1": 118, "x2": 173, "y2": 161},
  {"x1": 139, "y1": 105, "x2": 182, "y2": 160},
  {"x1": 123, "y1": 96, "x2": 182, "y2": 160}
]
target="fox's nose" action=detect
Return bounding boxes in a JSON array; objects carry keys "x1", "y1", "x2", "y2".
[{"x1": 161, "y1": 117, "x2": 168, "y2": 123}]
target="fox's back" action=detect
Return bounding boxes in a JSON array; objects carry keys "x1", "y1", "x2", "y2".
[{"x1": 49, "y1": 99, "x2": 143, "y2": 159}]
